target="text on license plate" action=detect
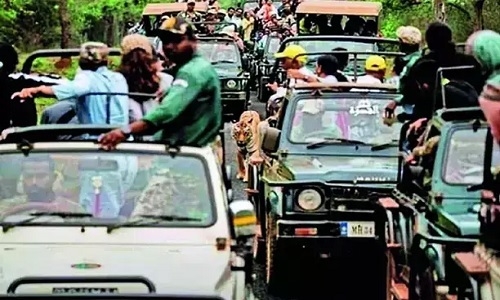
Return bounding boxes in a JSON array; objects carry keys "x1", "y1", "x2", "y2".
[
  {"x1": 52, "y1": 288, "x2": 118, "y2": 294},
  {"x1": 340, "y1": 221, "x2": 375, "y2": 237}
]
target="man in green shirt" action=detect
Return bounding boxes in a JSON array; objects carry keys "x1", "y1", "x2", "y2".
[
  {"x1": 384, "y1": 25, "x2": 422, "y2": 115},
  {"x1": 99, "y1": 17, "x2": 222, "y2": 149}
]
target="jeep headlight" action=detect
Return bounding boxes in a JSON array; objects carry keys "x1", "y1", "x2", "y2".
[
  {"x1": 296, "y1": 189, "x2": 323, "y2": 211},
  {"x1": 226, "y1": 80, "x2": 237, "y2": 89}
]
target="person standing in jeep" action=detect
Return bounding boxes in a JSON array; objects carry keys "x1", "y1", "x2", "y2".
[
  {"x1": 0, "y1": 43, "x2": 64, "y2": 132},
  {"x1": 99, "y1": 17, "x2": 222, "y2": 149}
]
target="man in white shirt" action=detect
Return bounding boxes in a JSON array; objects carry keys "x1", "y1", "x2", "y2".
[{"x1": 356, "y1": 55, "x2": 387, "y2": 84}]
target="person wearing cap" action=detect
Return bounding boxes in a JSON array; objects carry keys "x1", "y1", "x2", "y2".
[
  {"x1": 199, "y1": 9, "x2": 218, "y2": 34},
  {"x1": 13, "y1": 42, "x2": 129, "y2": 126},
  {"x1": 177, "y1": 0, "x2": 202, "y2": 23},
  {"x1": 266, "y1": 44, "x2": 314, "y2": 114},
  {"x1": 287, "y1": 54, "x2": 339, "y2": 84},
  {"x1": 356, "y1": 55, "x2": 386, "y2": 84},
  {"x1": 384, "y1": 26, "x2": 422, "y2": 114},
  {"x1": 99, "y1": 17, "x2": 221, "y2": 149},
  {"x1": 119, "y1": 34, "x2": 173, "y2": 122}
]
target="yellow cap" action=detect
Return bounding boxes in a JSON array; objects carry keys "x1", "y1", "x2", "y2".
[
  {"x1": 274, "y1": 45, "x2": 307, "y2": 64},
  {"x1": 365, "y1": 55, "x2": 386, "y2": 72}
]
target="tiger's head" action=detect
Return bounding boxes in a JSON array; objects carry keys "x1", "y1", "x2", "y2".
[{"x1": 232, "y1": 118, "x2": 254, "y2": 149}]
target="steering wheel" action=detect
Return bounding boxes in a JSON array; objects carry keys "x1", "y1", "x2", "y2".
[{"x1": 0, "y1": 202, "x2": 58, "y2": 219}]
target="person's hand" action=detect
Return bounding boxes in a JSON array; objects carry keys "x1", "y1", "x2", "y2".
[
  {"x1": 11, "y1": 87, "x2": 39, "y2": 101},
  {"x1": 406, "y1": 118, "x2": 427, "y2": 138},
  {"x1": 98, "y1": 129, "x2": 127, "y2": 151},
  {"x1": 266, "y1": 82, "x2": 278, "y2": 92},
  {"x1": 0, "y1": 127, "x2": 16, "y2": 141},
  {"x1": 384, "y1": 101, "x2": 397, "y2": 118}
]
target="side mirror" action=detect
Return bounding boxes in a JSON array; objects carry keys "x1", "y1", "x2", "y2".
[
  {"x1": 229, "y1": 199, "x2": 256, "y2": 238},
  {"x1": 241, "y1": 57, "x2": 249, "y2": 70},
  {"x1": 262, "y1": 127, "x2": 281, "y2": 153}
]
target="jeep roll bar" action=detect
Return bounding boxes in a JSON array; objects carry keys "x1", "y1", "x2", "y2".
[
  {"x1": 433, "y1": 65, "x2": 477, "y2": 111},
  {"x1": 7, "y1": 276, "x2": 156, "y2": 294},
  {"x1": 293, "y1": 81, "x2": 398, "y2": 91},
  {"x1": 0, "y1": 296, "x2": 223, "y2": 300},
  {"x1": 21, "y1": 48, "x2": 122, "y2": 74},
  {"x1": 292, "y1": 50, "x2": 404, "y2": 80}
]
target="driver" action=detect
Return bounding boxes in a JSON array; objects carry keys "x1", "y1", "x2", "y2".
[{"x1": 0, "y1": 155, "x2": 82, "y2": 214}]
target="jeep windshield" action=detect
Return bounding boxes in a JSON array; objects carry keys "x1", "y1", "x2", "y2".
[
  {"x1": 289, "y1": 97, "x2": 403, "y2": 145},
  {"x1": 443, "y1": 128, "x2": 500, "y2": 185},
  {"x1": 198, "y1": 40, "x2": 241, "y2": 67},
  {"x1": 0, "y1": 151, "x2": 214, "y2": 227},
  {"x1": 265, "y1": 36, "x2": 281, "y2": 61}
]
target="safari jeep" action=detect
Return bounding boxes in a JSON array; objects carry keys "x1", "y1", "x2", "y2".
[
  {"x1": 197, "y1": 35, "x2": 250, "y2": 122},
  {"x1": 0, "y1": 124, "x2": 255, "y2": 300},
  {"x1": 389, "y1": 107, "x2": 490, "y2": 300},
  {"x1": 255, "y1": 82, "x2": 402, "y2": 298}
]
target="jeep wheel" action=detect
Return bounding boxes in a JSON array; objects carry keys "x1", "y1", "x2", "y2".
[{"x1": 266, "y1": 212, "x2": 289, "y2": 296}]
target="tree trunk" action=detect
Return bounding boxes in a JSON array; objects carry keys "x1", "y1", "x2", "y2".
[
  {"x1": 474, "y1": 0, "x2": 485, "y2": 31},
  {"x1": 58, "y1": 0, "x2": 71, "y2": 48}
]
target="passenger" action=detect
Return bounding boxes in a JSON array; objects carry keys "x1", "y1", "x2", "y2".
[
  {"x1": 224, "y1": 7, "x2": 236, "y2": 23},
  {"x1": 242, "y1": 11, "x2": 255, "y2": 44},
  {"x1": 119, "y1": 34, "x2": 173, "y2": 122},
  {"x1": 281, "y1": 5, "x2": 295, "y2": 28},
  {"x1": 256, "y1": 0, "x2": 277, "y2": 23},
  {"x1": 331, "y1": 47, "x2": 350, "y2": 82},
  {"x1": 233, "y1": 8, "x2": 244, "y2": 28},
  {"x1": 177, "y1": 0, "x2": 202, "y2": 22},
  {"x1": 15, "y1": 42, "x2": 129, "y2": 126},
  {"x1": 356, "y1": 55, "x2": 386, "y2": 84},
  {"x1": 287, "y1": 54, "x2": 338, "y2": 83},
  {"x1": 402, "y1": 22, "x2": 482, "y2": 121},
  {"x1": 387, "y1": 56, "x2": 406, "y2": 87},
  {"x1": 362, "y1": 20, "x2": 377, "y2": 37},
  {"x1": 0, "y1": 42, "x2": 64, "y2": 131},
  {"x1": 99, "y1": 17, "x2": 222, "y2": 149},
  {"x1": 264, "y1": 13, "x2": 281, "y2": 31},
  {"x1": 466, "y1": 30, "x2": 500, "y2": 143},
  {"x1": 0, "y1": 155, "x2": 82, "y2": 216},
  {"x1": 277, "y1": 0, "x2": 290, "y2": 17},
  {"x1": 384, "y1": 26, "x2": 422, "y2": 116},
  {"x1": 330, "y1": 16, "x2": 344, "y2": 36}
]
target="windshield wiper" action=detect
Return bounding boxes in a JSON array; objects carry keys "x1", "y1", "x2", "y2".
[
  {"x1": 371, "y1": 140, "x2": 399, "y2": 151},
  {"x1": 2, "y1": 212, "x2": 93, "y2": 233},
  {"x1": 106, "y1": 214, "x2": 201, "y2": 233},
  {"x1": 212, "y1": 60, "x2": 236, "y2": 64},
  {"x1": 306, "y1": 138, "x2": 366, "y2": 149}
]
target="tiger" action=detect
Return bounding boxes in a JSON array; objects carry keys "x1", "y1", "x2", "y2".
[{"x1": 231, "y1": 110, "x2": 264, "y2": 182}]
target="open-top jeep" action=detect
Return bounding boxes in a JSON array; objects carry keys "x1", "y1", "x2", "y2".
[
  {"x1": 0, "y1": 123, "x2": 255, "y2": 300},
  {"x1": 260, "y1": 36, "x2": 399, "y2": 103},
  {"x1": 253, "y1": 81, "x2": 403, "y2": 297},
  {"x1": 387, "y1": 106, "x2": 492, "y2": 300},
  {"x1": 197, "y1": 35, "x2": 250, "y2": 122}
]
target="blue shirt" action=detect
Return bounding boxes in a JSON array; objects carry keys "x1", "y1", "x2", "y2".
[{"x1": 52, "y1": 67, "x2": 129, "y2": 125}]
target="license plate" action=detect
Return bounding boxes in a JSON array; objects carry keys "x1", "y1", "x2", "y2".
[
  {"x1": 340, "y1": 221, "x2": 375, "y2": 237},
  {"x1": 52, "y1": 288, "x2": 118, "y2": 294}
]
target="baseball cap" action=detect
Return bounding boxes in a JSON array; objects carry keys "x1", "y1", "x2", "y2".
[
  {"x1": 207, "y1": 8, "x2": 217, "y2": 15},
  {"x1": 274, "y1": 45, "x2": 307, "y2": 64},
  {"x1": 157, "y1": 16, "x2": 194, "y2": 40},
  {"x1": 121, "y1": 34, "x2": 153, "y2": 55},
  {"x1": 396, "y1": 26, "x2": 422, "y2": 45},
  {"x1": 187, "y1": 0, "x2": 196, "y2": 4},
  {"x1": 79, "y1": 42, "x2": 109, "y2": 64},
  {"x1": 365, "y1": 55, "x2": 386, "y2": 72}
]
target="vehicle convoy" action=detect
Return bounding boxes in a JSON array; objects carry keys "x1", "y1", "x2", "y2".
[
  {"x1": 251, "y1": 80, "x2": 403, "y2": 298},
  {"x1": 197, "y1": 35, "x2": 250, "y2": 122},
  {"x1": 259, "y1": 36, "x2": 399, "y2": 102}
]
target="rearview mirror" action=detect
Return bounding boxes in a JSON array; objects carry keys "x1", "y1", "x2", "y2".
[
  {"x1": 262, "y1": 127, "x2": 281, "y2": 153},
  {"x1": 78, "y1": 159, "x2": 119, "y2": 172},
  {"x1": 229, "y1": 199, "x2": 256, "y2": 238}
]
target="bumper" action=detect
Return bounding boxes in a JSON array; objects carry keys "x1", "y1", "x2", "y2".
[
  {"x1": 274, "y1": 219, "x2": 388, "y2": 299},
  {"x1": 222, "y1": 92, "x2": 247, "y2": 120}
]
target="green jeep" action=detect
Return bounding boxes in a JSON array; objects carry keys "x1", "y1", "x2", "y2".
[
  {"x1": 197, "y1": 36, "x2": 250, "y2": 121},
  {"x1": 254, "y1": 81, "x2": 402, "y2": 298},
  {"x1": 389, "y1": 107, "x2": 495, "y2": 300}
]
